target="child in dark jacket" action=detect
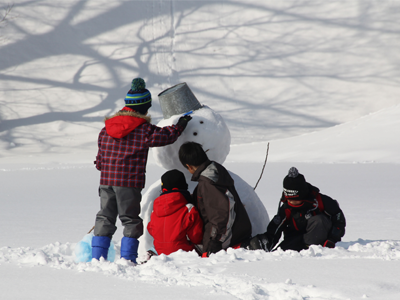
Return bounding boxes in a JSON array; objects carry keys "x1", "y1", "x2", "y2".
[
  {"x1": 178, "y1": 141, "x2": 252, "y2": 257},
  {"x1": 263, "y1": 167, "x2": 346, "y2": 252},
  {"x1": 147, "y1": 170, "x2": 203, "y2": 256},
  {"x1": 92, "y1": 78, "x2": 192, "y2": 263}
]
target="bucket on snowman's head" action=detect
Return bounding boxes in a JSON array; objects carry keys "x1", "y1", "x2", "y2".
[{"x1": 158, "y1": 82, "x2": 203, "y2": 119}]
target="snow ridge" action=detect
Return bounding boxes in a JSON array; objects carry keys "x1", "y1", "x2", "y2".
[{"x1": 1, "y1": 240, "x2": 399, "y2": 300}]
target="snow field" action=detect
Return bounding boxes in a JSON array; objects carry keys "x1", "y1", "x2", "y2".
[
  {"x1": 1, "y1": 240, "x2": 399, "y2": 300},
  {"x1": 2, "y1": 0, "x2": 400, "y2": 299}
]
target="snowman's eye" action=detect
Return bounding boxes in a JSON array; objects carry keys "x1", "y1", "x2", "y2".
[
  {"x1": 200, "y1": 121, "x2": 204, "y2": 124},
  {"x1": 193, "y1": 132, "x2": 198, "y2": 136}
]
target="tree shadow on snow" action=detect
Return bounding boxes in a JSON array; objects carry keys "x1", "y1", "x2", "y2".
[{"x1": 1, "y1": 0, "x2": 400, "y2": 146}]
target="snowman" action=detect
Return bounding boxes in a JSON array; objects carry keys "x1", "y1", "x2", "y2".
[{"x1": 138, "y1": 83, "x2": 269, "y2": 258}]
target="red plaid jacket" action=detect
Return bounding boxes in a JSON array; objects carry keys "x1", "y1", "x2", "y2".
[{"x1": 95, "y1": 108, "x2": 184, "y2": 188}]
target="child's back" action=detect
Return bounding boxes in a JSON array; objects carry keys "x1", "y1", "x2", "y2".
[
  {"x1": 148, "y1": 190, "x2": 203, "y2": 255},
  {"x1": 147, "y1": 169, "x2": 203, "y2": 255}
]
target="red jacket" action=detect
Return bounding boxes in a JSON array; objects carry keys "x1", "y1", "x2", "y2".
[{"x1": 147, "y1": 191, "x2": 203, "y2": 255}]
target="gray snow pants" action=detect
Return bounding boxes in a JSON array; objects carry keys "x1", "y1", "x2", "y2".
[
  {"x1": 279, "y1": 214, "x2": 332, "y2": 251},
  {"x1": 94, "y1": 185, "x2": 143, "y2": 239},
  {"x1": 303, "y1": 214, "x2": 332, "y2": 246}
]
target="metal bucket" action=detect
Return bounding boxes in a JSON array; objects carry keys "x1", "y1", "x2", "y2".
[{"x1": 158, "y1": 82, "x2": 203, "y2": 119}]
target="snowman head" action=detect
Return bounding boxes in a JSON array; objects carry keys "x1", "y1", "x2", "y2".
[{"x1": 153, "y1": 106, "x2": 231, "y2": 176}]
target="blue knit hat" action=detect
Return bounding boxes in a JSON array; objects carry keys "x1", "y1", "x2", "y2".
[{"x1": 124, "y1": 78, "x2": 152, "y2": 114}]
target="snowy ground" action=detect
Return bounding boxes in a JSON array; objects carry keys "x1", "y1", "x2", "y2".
[
  {"x1": 1, "y1": 1, "x2": 400, "y2": 299},
  {"x1": 1, "y1": 162, "x2": 400, "y2": 300}
]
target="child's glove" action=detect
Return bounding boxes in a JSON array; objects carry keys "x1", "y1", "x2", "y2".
[
  {"x1": 207, "y1": 239, "x2": 222, "y2": 256},
  {"x1": 246, "y1": 234, "x2": 270, "y2": 251},
  {"x1": 94, "y1": 155, "x2": 102, "y2": 170},
  {"x1": 258, "y1": 233, "x2": 271, "y2": 251},
  {"x1": 329, "y1": 226, "x2": 344, "y2": 242},
  {"x1": 176, "y1": 115, "x2": 192, "y2": 130}
]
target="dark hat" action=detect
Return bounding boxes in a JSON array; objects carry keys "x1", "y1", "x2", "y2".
[
  {"x1": 283, "y1": 167, "x2": 309, "y2": 200},
  {"x1": 161, "y1": 169, "x2": 188, "y2": 191},
  {"x1": 124, "y1": 78, "x2": 152, "y2": 115}
]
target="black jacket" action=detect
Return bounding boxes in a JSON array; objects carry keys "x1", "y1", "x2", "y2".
[
  {"x1": 266, "y1": 183, "x2": 346, "y2": 251},
  {"x1": 192, "y1": 160, "x2": 252, "y2": 252}
]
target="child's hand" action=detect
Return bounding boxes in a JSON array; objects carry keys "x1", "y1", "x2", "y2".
[
  {"x1": 207, "y1": 239, "x2": 222, "y2": 256},
  {"x1": 176, "y1": 115, "x2": 192, "y2": 129}
]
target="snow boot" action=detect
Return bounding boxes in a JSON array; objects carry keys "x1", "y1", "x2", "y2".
[
  {"x1": 92, "y1": 236, "x2": 111, "y2": 260},
  {"x1": 120, "y1": 237, "x2": 139, "y2": 263}
]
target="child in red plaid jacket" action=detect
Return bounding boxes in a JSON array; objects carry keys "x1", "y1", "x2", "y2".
[{"x1": 92, "y1": 78, "x2": 192, "y2": 263}]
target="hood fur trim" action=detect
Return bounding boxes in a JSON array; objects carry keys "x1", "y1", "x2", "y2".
[{"x1": 104, "y1": 110, "x2": 151, "y2": 123}]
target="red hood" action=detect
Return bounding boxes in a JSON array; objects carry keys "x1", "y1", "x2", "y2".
[
  {"x1": 105, "y1": 115, "x2": 146, "y2": 138},
  {"x1": 153, "y1": 192, "x2": 188, "y2": 217}
]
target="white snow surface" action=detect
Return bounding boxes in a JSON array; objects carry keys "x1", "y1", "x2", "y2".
[{"x1": 1, "y1": 1, "x2": 400, "y2": 299}]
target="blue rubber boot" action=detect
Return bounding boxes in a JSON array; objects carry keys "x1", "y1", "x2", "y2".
[
  {"x1": 92, "y1": 236, "x2": 111, "y2": 260},
  {"x1": 120, "y1": 237, "x2": 139, "y2": 263}
]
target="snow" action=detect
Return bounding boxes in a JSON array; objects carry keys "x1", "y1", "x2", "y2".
[
  {"x1": 1, "y1": 0, "x2": 400, "y2": 299},
  {"x1": 153, "y1": 106, "x2": 231, "y2": 174}
]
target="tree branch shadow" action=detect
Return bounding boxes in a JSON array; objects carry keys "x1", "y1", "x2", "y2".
[{"x1": 1, "y1": 0, "x2": 400, "y2": 147}]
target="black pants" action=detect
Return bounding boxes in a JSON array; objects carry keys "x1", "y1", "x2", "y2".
[
  {"x1": 279, "y1": 214, "x2": 332, "y2": 251},
  {"x1": 94, "y1": 185, "x2": 143, "y2": 239}
]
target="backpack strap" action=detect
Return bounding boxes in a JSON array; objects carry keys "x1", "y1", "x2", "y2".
[
  {"x1": 311, "y1": 190, "x2": 324, "y2": 212},
  {"x1": 284, "y1": 208, "x2": 291, "y2": 220},
  {"x1": 284, "y1": 208, "x2": 301, "y2": 231}
]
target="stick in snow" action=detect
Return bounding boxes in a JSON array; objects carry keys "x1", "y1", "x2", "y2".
[{"x1": 254, "y1": 142, "x2": 270, "y2": 190}]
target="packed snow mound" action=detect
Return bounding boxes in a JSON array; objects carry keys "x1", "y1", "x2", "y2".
[
  {"x1": 1, "y1": 240, "x2": 399, "y2": 300},
  {"x1": 229, "y1": 171, "x2": 270, "y2": 235},
  {"x1": 153, "y1": 106, "x2": 231, "y2": 175}
]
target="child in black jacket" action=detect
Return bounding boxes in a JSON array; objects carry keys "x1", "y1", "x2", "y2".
[{"x1": 263, "y1": 167, "x2": 346, "y2": 252}]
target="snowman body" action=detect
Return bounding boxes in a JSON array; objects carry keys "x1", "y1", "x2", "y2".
[{"x1": 138, "y1": 106, "x2": 269, "y2": 257}]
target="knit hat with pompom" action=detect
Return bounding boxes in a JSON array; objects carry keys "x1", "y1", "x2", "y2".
[
  {"x1": 282, "y1": 167, "x2": 309, "y2": 200},
  {"x1": 124, "y1": 78, "x2": 152, "y2": 115}
]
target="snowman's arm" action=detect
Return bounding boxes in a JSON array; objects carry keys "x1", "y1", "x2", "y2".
[{"x1": 144, "y1": 123, "x2": 184, "y2": 148}]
